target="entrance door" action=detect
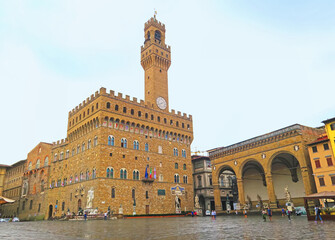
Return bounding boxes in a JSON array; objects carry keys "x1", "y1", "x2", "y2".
[
  {"x1": 145, "y1": 205, "x2": 149, "y2": 214},
  {"x1": 210, "y1": 200, "x2": 215, "y2": 211},
  {"x1": 48, "y1": 205, "x2": 53, "y2": 219}
]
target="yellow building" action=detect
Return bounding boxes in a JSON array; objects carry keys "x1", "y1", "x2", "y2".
[
  {"x1": 0, "y1": 164, "x2": 10, "y2": 196},
  {"x1": 322, "y1": 117, "x2": 335, "y2": 158}
]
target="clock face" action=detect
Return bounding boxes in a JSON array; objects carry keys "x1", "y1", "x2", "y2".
[{"x1": 156, "y1": 97, "x2": 167, "y2": 110}]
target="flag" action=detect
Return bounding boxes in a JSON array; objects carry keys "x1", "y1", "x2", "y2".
[
  {"x1": 150, "y1": 167, "x2": 152, "y2": 179},
  {"x1": 154, "y1": 168, "x2": 156, "y2": 179},
  {"x1": 145, "y1": 166, "x2": 148, "y2": 179}
]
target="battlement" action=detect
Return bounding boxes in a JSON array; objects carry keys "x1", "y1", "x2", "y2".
[
  {"x1": 52, "y1": 138, "x2": 68, "y2": 148},
  {"x1": 144, "y1": 17, "x2": 165, "y2": 32},
  {"x1": 141, "y1": 42, "x2": 171, "y2": 52},
  {"x1": 69, "y1": 87, "x2": 192, "y2": 121}
]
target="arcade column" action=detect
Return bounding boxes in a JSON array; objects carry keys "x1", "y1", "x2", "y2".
[
  {"x1": 265, "y1": 173, "x2": 277, "y2": 208},
  {"x1": 236, "y1": 178, "x2": 245, "y2": 205},
  {"x1": 213, "y1": 184, "x2": 222, "y2": 211}
]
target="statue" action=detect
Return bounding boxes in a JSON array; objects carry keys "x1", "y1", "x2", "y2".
[
  {"x1": 119, "y1": 204, "x2": 123, "y2": 214},
  {"x1": 284, "y1": 186, "x2": 291, "y2": 203},
  {"x1": 175, "y1": 195, "x2": 180, "y2": 209},
  {"x1": 86, "y1": 187, "x2": 94, "y2": 209},
  {"x1": 194, "y1": 195, "x2": 200, "y2": 209}
]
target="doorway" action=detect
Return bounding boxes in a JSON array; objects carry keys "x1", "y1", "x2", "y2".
[{"x1": 48, "y1": 205, "x2": 53, "y2": 219}]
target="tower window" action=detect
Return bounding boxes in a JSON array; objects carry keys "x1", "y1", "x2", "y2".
[
  {"x1": 123, "y1": 107, "x2": 127, "y2": 113},
  {"x1": 155, "y1": 30, "x2": 161, "y2": 41},
  {"x1": 131, "y1": 109, "x2": 134, "y2": 115},
  {"x1": 147, "y1": 31, "x2": 150, "y2": 40},
  {"x1": 106, "y1": 102, "x2": 111, "y2": 109},
  {"x1": 115, "y1": 105, "x2": 119, "y2": 111},
  {"x1": 138, "y1": 111, "x2": 142, "y2": 117},
  {"x1": 145, "y1": 113, "x2": 148, "y2": 119}
]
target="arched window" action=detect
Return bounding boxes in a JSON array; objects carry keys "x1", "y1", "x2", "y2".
[
  {"x1": 44, "y1": 157, "x2": 49, "y2": 166},
  {"x1": 107, "y1": 168, "x2": 110, "y2": 178},
  {"x1": 183, "y1": 164, "x2": 186, "y2": 170},
  {"x1": 82, "y1": 143, "x2": 85, "y2": 152},
  {"x1": 133, "y1": 170, "x2": 139, "y2": 180},
  {"x1": 182, "y1": 149, "x2": 186, "y2": 158},
  {"x1": 75, "y1": 174, "x2": 78, "y2": 183},
  {"x1": 147, "y1": 31, "x2": 150, "y2": 40},
  {"x1": 92, "y1": 169, "x2": 96, "y2": 179},
  {"x1": 121, "y1": 138, "x2": 127, "y2": 148},
  {"x1": 173, "y1": 148, "x2": 179, "y2": 156},
  {"x1": 80, "y1": 172, "x2": 84, "y2": 181},
  {"x1": 120, "y1": 169, "x2": 127, "y2": 179},
  {"x1": 66, "y1": 150, "x2": 69, "y2": 159},
  {"x1": 132, "y1": 189, "x2": 136, "y2": 199},
  {"x1": 175, "y1": 163, "x2": 178, "y2": 169},
  {"x1": 145, "y1": 143, "x2": 149, "y2": 152},
  {"x1": 138, "y1": 111, "x2": 141, "y2": 117},
  {"x1": 36, "y1": 159, "x2": 40, "y2": 169},
  {"x1": 131, "y1": 109, "x2": 134, "y2": 115},
  {"x1": 77, "y1": 145, "x2": 80, "y2": 154},
  {"x1": 106, "y1": 102, "x2": 111, "y2": 108},
  {"x1": 174, "y1": 174, "x2": 179, "y2": 183},
  {"x1": 40, "y1": 180, "x2": 44, "y2": 192},
  {"x1": 158, "y1": 146, "x2": 162, "y2": 154},
  {"x1": 123, "y1": 107, "x2": 127, "y2": 113},
  {"x1": 155, "y1": 30, "x2": 161, "y2": 41},
  {"x1": 133, "y1": 140, "x2": 139, "y2": 150},
  {"x1": 183, "y1": 175, "x2": 188, "y2": 184},
  {"x1": 86, "y1": 170, "x2": 89, "y2": 180},
  {"x1": 94, "y1": 136, "x2": 98, "y2": 146},
  {"x1": 159, "y1": 174, "x2": 163, "y2": 182},
  {"x1": 23, "y1": 182, "x2": 28, "y2": 195},
  {"x1": 115, "y1": 105, "x2": 119, "y2": 111},
  {"x1": 111, "y1": 188, "x2": 115, "y2": 198},
  {"x1": 54, "y1": 154, "x2": 58, "y2": 161},
  {"x1": 70, "y1": 176, "x2": 73, "y2": 184},
  {"x1": 145, "y1": 113, "x2": 148, "y2": 119},
  {"x1": 60, "y1": 152, "x2": 64, "y2": 160},
  {"x1": 108, "y1": 135, "x2": 115, "y2": 146},
  {"x1": 88, "y1": 139, "x2": 91, "y2": 149}
]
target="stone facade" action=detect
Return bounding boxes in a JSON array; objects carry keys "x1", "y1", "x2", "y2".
[
  {"x1": 208, "y1": 124, "x2": 323, "y2": 212},
  {"x1": 16, "y1": 16, "x2": 194, "y2": 219},
  {"x1": 0, "y1": 160, "x2": 26, "y2": 217}
]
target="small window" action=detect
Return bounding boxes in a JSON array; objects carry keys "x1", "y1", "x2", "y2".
[
  {"x1": 151, "y1": 115, "x2": 154, "y2": 120},
  {"x1": 133, "y1": 140, "x2": 139, "y2": 150},
  {"x1": 132, "y1": 189, "x2": 136, "y2": 199},
  {"x1": 138, "y1": 111, "x2": 142, "y2": 117},
  {"x1": 145, "y1": 113, "x2": 148, "y2": 119},
  {"x1": 131, "y1": 109, "x2": 134, "y2": 115},
  {"x1": 115, "y1": 105, "x2": 119, "y2": 111},
  {"x1": 145, "y1": 143, "x2": 149, "y2": 152},
  {"x1": 121, "y1": 138, "x2": 127, "y2": 148},
  {"x1": 146, "y1": 191, "x2": 149, "y2": 199},
  {"x1": 315, "y1": 160, "x2": 321, "y2": 168},
  {"x1": 96, "y1": 103, "x2": 99, "y2": 109},
  {"x1": 183, "y1": 164, "x2": 186, "y2": 170},
  {"x1": 108, "y1": 136, "x2": 115, "y2": 146},
  {"x1": 123, "y1": 107, "x2": 127, "y2": 113},
  {"x1": 331, "y1": 176, "x2": 335, "y2": 185},
  {"x1": 324, "y1": 143, "x2": 330, "y2": 151},
  {"x1": 312, "y1": 146, "x2": 318, "y2": 153},
  {"x1": 174, "y1": 174, "x2": 179, "y2": 183},
  {"x1": 29, "y1": 200, "x2": 33, "y2": 210},
  {"x1": 106, "y1": 102, "x2": 111, "y2": 109},
  {"x1": 327, "y1": 157, "x2": 333, "y2": 167},
  {"x1": 175, "y1": 163, "x2": 178, "y2": 169},
  {"x1": 164, "y1": 118, "x2": 167, "y2": 124},
  {"x1": 111, "y1": 188, "x2": 115, "y2": 198},
  {"x1": 183, "y1": 175, "x2": 188, "y2": 184},
  {"x1": 330, "y1": 123, "x2": 335, "y2": 130},
  {"x1": 157, "y1": 116, "x2": 160, "y2": 122},
  {"x1": 319, "y1": 177, "x2": 325, "y2": 186}
]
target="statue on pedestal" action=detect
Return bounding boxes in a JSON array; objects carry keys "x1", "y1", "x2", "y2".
[
  {"x1": 86, "y1": 187, "x2": 94, "y2": 209},
  {"x1": 194, "y1": 195, "x2": 200, "y2": 209},
  {"x1": 119, "y1": 204, "x2": 123, "y2": 215}
]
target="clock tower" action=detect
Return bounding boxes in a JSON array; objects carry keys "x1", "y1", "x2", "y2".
[{"x1": 141, "y1": 15, "x2": 171, "y2": 111}]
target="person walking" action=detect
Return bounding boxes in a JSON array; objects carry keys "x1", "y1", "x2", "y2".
[
  {"x1": 211, "y1": 210, "x2": 214, "y2": 220},
  {"x1": 213, "y1": 210, "x2": 217, "y2": 220},
  {"x1": 267, "y1": 207, "x2": 272, "y2": 221},
  {"x1": 286, "y1": 208, "x2": 291, "y2": 222},
  {"x1": 314, "y1": 206, "x2": 323, "y2": 223},
  {"x1": 104, "y1": 212, "x2": 107, "y2": 220},
  {"x1": 262, "y1": 209, "x2": 267, "y2": 222},
  {"x1": 244, "y1": 209, "x2": 247, "y2": 218},
  {"x1": 281, "y1": 208, "x2": 286, "y2": 217},
  {"x1": 84, "y1": 212, "x2": 87, "y2": 221}
]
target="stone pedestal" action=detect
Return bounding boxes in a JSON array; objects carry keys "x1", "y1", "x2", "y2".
[{"x1": 176, "y1": 208, "x2": 181, "y2": 214}]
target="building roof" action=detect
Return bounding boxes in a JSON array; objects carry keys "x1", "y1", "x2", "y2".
[
  {"x1": 307, "y1": 134, "x2": 329, "y2": 146},
  {"x1": 304, "y1": 191, "x2": 335, "y2": 199},
  {"x1": 322, "y1": 117, "x2": 335, "y2": 124},
  {"x1": 0, "y1": 164, "x2": 10, "y2": 168},
  {"x1": 191, "y1": 155, "x2": 209, "y2": 162}
]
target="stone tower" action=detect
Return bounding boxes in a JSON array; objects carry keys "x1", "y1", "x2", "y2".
[{"x1": 141, "y1": 16, "x2": 171, "y2": 111}]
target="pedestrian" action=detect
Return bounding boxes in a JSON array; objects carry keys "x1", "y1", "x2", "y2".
[
  {"x1": 281, "y1": 208, "x2": 286, "y2": 217},
  {"x1": 235, "y1": 210, "x2": 238, "y2": 215},
  {"x1": 262, "y1": 209, "x2": 267, "y2": 222},
  {"x1": 213, "y1": 210, "x2": 216, "y2": 220},
  {"x1": 84, "y1": 212, "x2": 87, "y2": 221},
  {"x1": 314, "y1": 206, "x2": 323, "y2": 223},
  {"x1": 211, "y1": 210, "x2": 214, "y2": 220},
  {"x1": 286, "y1": 208, "x2": 291, "y2": 222},
  {"x1": 191, "y1": 211, "x2": 194, "y2": 217},
  {"x1": 267, "y1": 207, "x2": 272, "y2": 221},
  {"x1": 104, "y1": 212, "x2": 107, "y2": 220},
  {"x1": 244, "y1": 209, "x2": 247, "y2": 218}
]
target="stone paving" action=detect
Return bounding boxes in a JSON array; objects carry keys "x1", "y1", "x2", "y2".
[{"x1": 0, "y1": 215, "x2": 334, "y2": 239}]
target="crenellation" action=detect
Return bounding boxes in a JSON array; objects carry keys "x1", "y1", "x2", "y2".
[
  {"x1": 177, "y1": 111, "x2": 181, "y2": 116},
  {"x1": 118, "y1": 92, "x2": 123, "y2": 98},
  {"x1": 100, "y1": 87, "x2": 106, "y2": 94},
  {"x1": 95, "y1": 91, "x2": 98, "y2": 97},
  {"x1": 109, "y1": 90, "x2": 115, "y2": 96},
  {"x1": 125, "y1": 95, "x2": 130, "y2": 101},
  {"x1": 171, "y1": 109, "x2": 175, "y2": 114},
  {"x1": 133, "y1": 97, "x2": 138, "y2": 103}
]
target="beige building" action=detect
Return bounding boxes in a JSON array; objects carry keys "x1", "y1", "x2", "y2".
[
  {"x1": 208, "y1": 124, "x2": 322, "y2": 212},
  {"x1": 0, "y1": 160, "x2": 26, "y2": 217}
]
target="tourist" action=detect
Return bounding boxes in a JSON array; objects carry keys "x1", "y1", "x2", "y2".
[
  {"x1": 84, "y1": 212, "x2": 87, "y2": 221},
  {"x1": 314, "y1": 206, "x2": 323, "y2": 223},
  {"x1": 267, "y1": 207, "x2": 272, "y2": 221},
  {"x1": 281, "y1": 208, "x2": 286, "y2": 217},
  {"x1": 235, "y1": 210, "x2": 238, "y2": 215},
  {"x1": 191, "y1": 211, "x2": 194, "y2": 217},
  {"x1": 211, "y1": 210, "x2": 214, "y2": 220},
  {"x1": 286, "y1": 208, "x2": 291, "y2": 222},
  {"x1": 262, "y1": 209, "x2": 267, "y2": 222},
  {"x1": 104, "y1": 212, "x2": 107, "y2": 220},
  {"x1": 244, "y1": 209, "x2": 247, "y2": 218},
  {"x1": 213, "y1": 210, "x2": 216, "y2": 220}
]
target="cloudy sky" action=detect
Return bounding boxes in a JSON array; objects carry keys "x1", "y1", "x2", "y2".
[{"x1": 1, "y1": 0, "x2": 335, "y2": 165}]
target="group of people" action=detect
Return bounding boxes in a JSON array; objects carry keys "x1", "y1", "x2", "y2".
[{"x1": 211, "y1": 210, "x2": 217, "y2": 220}]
